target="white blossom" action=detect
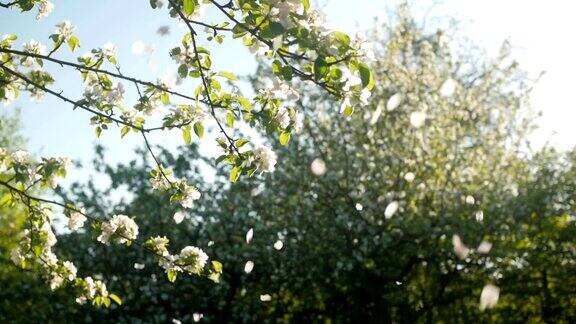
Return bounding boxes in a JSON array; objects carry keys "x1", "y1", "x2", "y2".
[
  {"x1": 384, "y1": 201, "x2": 399, "y2": 219},
  {"x1": 102, "y1": 42, "x2": 116, "y2": 57},
  {"x1": 97, "y1": 214, "x2": 139, "y2": 245},
  {"x1": 254, "y1": 146, "x2": 277, "y2": 173},
  {"x1": 180, "y1": 185, "x2": 201, "y2": 209},
  {"x1": 55, "y1": 21, "x2": 74, "y2": 41},
  {"x1": 68, "y1": 209, "x2": 87, "y2": 231},
  {"x1": 36, "y1": 0, "x2": 54, "y2": 20},
  {"x1": 179, "y1": 246, "x2": 209, "y2": 275},
  {"x1": 479, "y1": 284, "x2": 500, "y2": 311},
  {"x1": 11, "y1": 150, "x2": 31, "y2": 164},
  {"x1": 275, "y1": 107, "x2": 291, "y2": 129},
  {"x1": 290, "y1": 110, "x2": 304, "y2": 134}
]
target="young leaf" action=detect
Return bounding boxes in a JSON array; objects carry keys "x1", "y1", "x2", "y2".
[
  {"x1": 193, "y1": 122, "x2": 204, "y2": 138},
  {"x1": 279, "y1": 132, "x2": 291, "y2": 146},
  {"x1": 183, "y1": 126, "x2": 192, "y2": 144},
  {"x1": 183, "y1": 0, "x2": 195, "y2": 16},
  {"x1": 229, "y1": 166, "x2": 241, "y2": 183},
  {"x1": 358, "y1": 63, "x2": 374, "y2": 90},
  {"x1": 109, "y1": 294, "x2": 122, "y2": 305},
  {"x1": 314, "y1": 57, "x2": 329, "y2": 81}
]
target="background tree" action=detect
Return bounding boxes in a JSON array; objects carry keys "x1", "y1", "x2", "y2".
[{"x1": 2, "y1": 7, "x2": 573, "y2": 322}]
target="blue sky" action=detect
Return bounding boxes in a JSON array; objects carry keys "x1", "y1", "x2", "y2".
[{"x1": 1, "y1": 0, "x2": 575, "y2": 185}]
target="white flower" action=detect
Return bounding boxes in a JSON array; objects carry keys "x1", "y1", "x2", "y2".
[
  {"x1": 341, "y1": 67, "x2": 361, "y2": 92},
  {"x1": 76, "y1": 277, "x2": 108, "y2": 305},
  {"x1": 359, "y1": 89, "x2": 372, "y2": 106},
  {"x1": 249, "y1": 40, "x2": 269, "y2": 56},
  {"x1": 254, "y1": 146, "x2": 277, "y2": 173},
  {"x1": 36, "y1": 0, "x2": 54, "y2": 20},
  {"x1": 55, "y1": 21, "x2": 74, "y2": 40},
  {"x1": 262, "y1": 78, "x2": 300, "y2": 101},
  {"x1": 291, "y1": 110, "x2": 304, "y2": 133},
  {"x1": 340, "y1": 96, "x2": 352, "y2": 114},
  {"x1": 41, "y1": 222, "x2": 57, "y2": 247},
  {"x1": 180, "y1": 185, "x2": 201, "y2": 209},
  {"x1": 274, "y1": 240, "x2": 284, "y2": 250},
  {"x1": 310, "y1": 158, "x2": 326, "y2": 176},
  {"x1": 475, "y1": 210, "x2": 484, "y2": 222},
  {"x1": 440, "y1": 78, "x2": 457, "y2": 97},
  {"x1": 173, "y1": 211, "x2": 185, "y2": 224},
  {"x1": 260, "y1": 294, "x2": 272, "y2": 302},
  {"x1": 148, "y1": 236, "x2": 170, "y2": 254},
  {"x1": 50, "y1": 276, "x2": 64, "y2": 290},
  {"x1": 386, "y1": 93, "x2": 402, "y2": 111},
  {"x1": 11, "y1": 150, "x2": 30, "y2": 164},
  {"x1": 404, "y1": 172, "x2": 415, "y2": 182},
  {"x1": 244, "y1": 260, "x2": 254, "y2": 274},
  {"x1": 102, "y1": 42, "x2": 116, "y2": 57},
  {"x1": 452, "y1": 234, "x2": 470, "y2": 260},
  {"x1": 179, "y1": 246, "x2": 209, "y2": 275},
  {"x1": 62, "y1": 260, "x2": 77, "y2": 281},
  {"x1": 68, "y1": 209, "x2": 87, "y2": 231},
  {"x1": 479, "y1": 284, "x2": 500, "y2": 311},
  {"x1": 21, "y1": 39, "x2": 46, "y2": 66},
  {"x1": 246, "y1": 228, "x2": 254, "y2": 244},
  {"x1": 10, "y1": 246, "x2": 25, "y2": 265},
  {"x1": 409, "y1": 111, "x2": 426, "y2": 128},
  {"x1": 159, "y1": 253, "x2": 182, "y2": 273},
  {"x1": 275, "y1": 107, "x2": 291, "y2": 129},
  {"x1": 477, "y1": 241, "x2": 493, "y2": 254},
  {"x1": 97, "y1": 214, "x2": 139, "y2": 245},
  {"x1": 384, "y1": 201, "x2": 399, "y2": 219}
]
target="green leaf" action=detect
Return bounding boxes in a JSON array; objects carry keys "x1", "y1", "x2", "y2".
[
  {"x1": 217, "y1": 71, "x2": 237, "y2": 80},
  {"x1": 193, "y1": 122, "x2": 204, "y2": 138},
  {"x1": 183, "y1": 126, "x2": 192, "y2": 144},
  {"x1": 302, "y1": 0, "x2": 310, "y2": 11},
  {"x1": 167, "y1": 270, "x2": 178, "y2": 283},
  {"x1": 226, "y1": 112, "x2": 234, "y2": 128},
  {"x1": 95, "y1": 126, "x2": 102, "y2": 138},
  {"x1": 260, "y1": 22, "x2": 285, "y2": 39},
  {"x1": 314, "y1": 57, "x2": 329, "y2": 81},
  {"x1": 229, "y1": 166, "x2": 241, "y2": 183},
  {"x1": 160, "y1": 92, "x2": 170, "y2": 105},
  {"x1": 237, "y1": 96, "x2": 252, "y2": 112},
  {"x1": 183, "y1": 0, "x2": 195, "y2": 16},
  {"x1": 343, "y1": 105, "x2": 354, "y2": 117},
  {"x1": 178, "y1": 64, "x2": 188, "y2": 78},
  {"x1": 109, "y1": 294, "x2": 122, "y2": 305},
  {"x1": 120, "y1": 126, "x2": 130, "y2": 138},
  {"x1": 358, "y1": 63, "x2": 374, "y2": 90},
  {"x1": 234, "y1": 138, "x2": 249, "y2": 148},
  {"x1": 67, "y1": 36, "x2": 80, "y2": 52},
  {"x1": 281, "y1": 66, "x2": 293, "y2": 81},
  {"x1": 330, "y1": 31, "x2": 351, "y2": 48},
  {"x1": 279, "y1": 132, "x2": 291, "y2": 146}
]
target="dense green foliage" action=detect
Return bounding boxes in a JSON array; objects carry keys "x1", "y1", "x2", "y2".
[{"x1": 1, "y1": 9, "x2": 575, "y2": 323}]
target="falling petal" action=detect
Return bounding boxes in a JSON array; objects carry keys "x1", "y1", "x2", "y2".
[
  {"x1": 244, "y1": 260, "x2": 254, "y2": 274},
  {"x1": 475, "y1": 210, "x2": 484, "y2": 222},
  {"x1": 311, "y1": 158, "x2": 326, "y2": 176},
  {"x1": 386, "y1": 93, "x2": 402, "y2": 111},
  {"x1": 131, "y1": 40, "x2": 145, "y2": 55},
  {"x1": 480, "y1": 284, "x2": 500, "y2": 311},
  {"x1": 465, "y1": 195, "x2": 476, "y2": 205},
  {"x1": 477, "y1": 241, "x2": 493, "y2": 254},
  {"x1": 246, "y1": 228, "x2": 254, "y2": 244},
  {"x1": 260, "y1": 294, "x2": 272, "y2": 302},
  {"x1": 384, "y1": 201, "x2": 399, "y2": 219},
  {"x1": 409, "y1": 111, "x2": 426, "y2": 128},
  {"x1": 404, "y1": 172, "x2": 415, "y2": 182},
  {"x1": 173, "y1": 211, "x2": 185, "y2": 224},
  {"x1": 193, "y1": 313, "x2": 203, "y2": 322},
  {"x1": 440, "y1": 78, "x2": 457, "y2": 97},
  {"x1": 273, "y1": 240, "x2": 284, "y2": 250},
  {"x1": 134, "y1": 263, "x2": 145, "y2": 270},
  {"x1": 452, "y1": 234, "x2": 470, "y2": 260}
]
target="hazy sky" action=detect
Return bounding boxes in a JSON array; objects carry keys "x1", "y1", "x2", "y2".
[{"x1": 1, "y1": 0, "x2": 575, "y2": 184}]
